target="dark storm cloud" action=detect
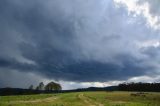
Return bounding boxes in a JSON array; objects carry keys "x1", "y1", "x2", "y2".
[
  {"x1": 0, "y1": 0, "x2": 160, "y2": 87},
  {"x1": 0, "y1": 58, "x2": 11, "y2": 67},
  {"x1": 42, "y1": 59, "x2": 154, "y2": 82}
]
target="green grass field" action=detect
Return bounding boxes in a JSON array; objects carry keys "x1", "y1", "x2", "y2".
[{"x1": 0, "y1": 91, "x2": 160, "y2": 106}]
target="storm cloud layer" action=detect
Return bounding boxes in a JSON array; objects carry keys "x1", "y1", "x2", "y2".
[{"x1": 0, "y1": 0, "x2": 160, "y2": 88}]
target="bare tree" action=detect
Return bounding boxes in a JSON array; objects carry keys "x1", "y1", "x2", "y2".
[
  {"x1": 29, "y1": 85, "x2": 34, "y2": 90},
  {"x1": 38, "y1": 82, "x2": 44, "y2": 90}
]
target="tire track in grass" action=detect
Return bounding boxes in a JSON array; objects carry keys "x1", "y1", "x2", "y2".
[
  {"x1": 9, "y1": 96, "x2": 58, "y2": 104},
  {"x1": 78, "y1": 93, "x2": 104, "y2": 106}
]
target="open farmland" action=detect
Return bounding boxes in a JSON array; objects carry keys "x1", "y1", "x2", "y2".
[{"x1": 0, "y1": 91, "x2": 160, "y2": 106}]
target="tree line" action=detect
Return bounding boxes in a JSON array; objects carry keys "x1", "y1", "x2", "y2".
[
  {"x1": 118, "y1": 82, "x2": 160, "y2": 92},
  {"x1": 29, "y1": 81, "x2": 62, "y2": 91}
]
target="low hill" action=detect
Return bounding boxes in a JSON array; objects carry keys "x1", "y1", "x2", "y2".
[{"x1": 0, "y1": 86, "x2": 118, "y2": 96}]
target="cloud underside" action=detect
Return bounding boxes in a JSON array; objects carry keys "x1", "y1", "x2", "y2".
[{"x1": 0, "y1": 0, "x2": 160, "y2": 88}]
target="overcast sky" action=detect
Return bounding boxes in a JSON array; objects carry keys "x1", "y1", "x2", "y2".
[{"x1": 0, "y1": 0, "x2": 160, "y2": 90}]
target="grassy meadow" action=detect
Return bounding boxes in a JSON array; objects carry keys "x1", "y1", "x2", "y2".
[{"x1": 0, "y1": 91, "x2": 160, "y2": 106}]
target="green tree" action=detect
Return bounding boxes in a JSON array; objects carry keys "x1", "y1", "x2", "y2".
[{"x1": 45, "y1": 82, "x2": 62, "y2": 91}]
